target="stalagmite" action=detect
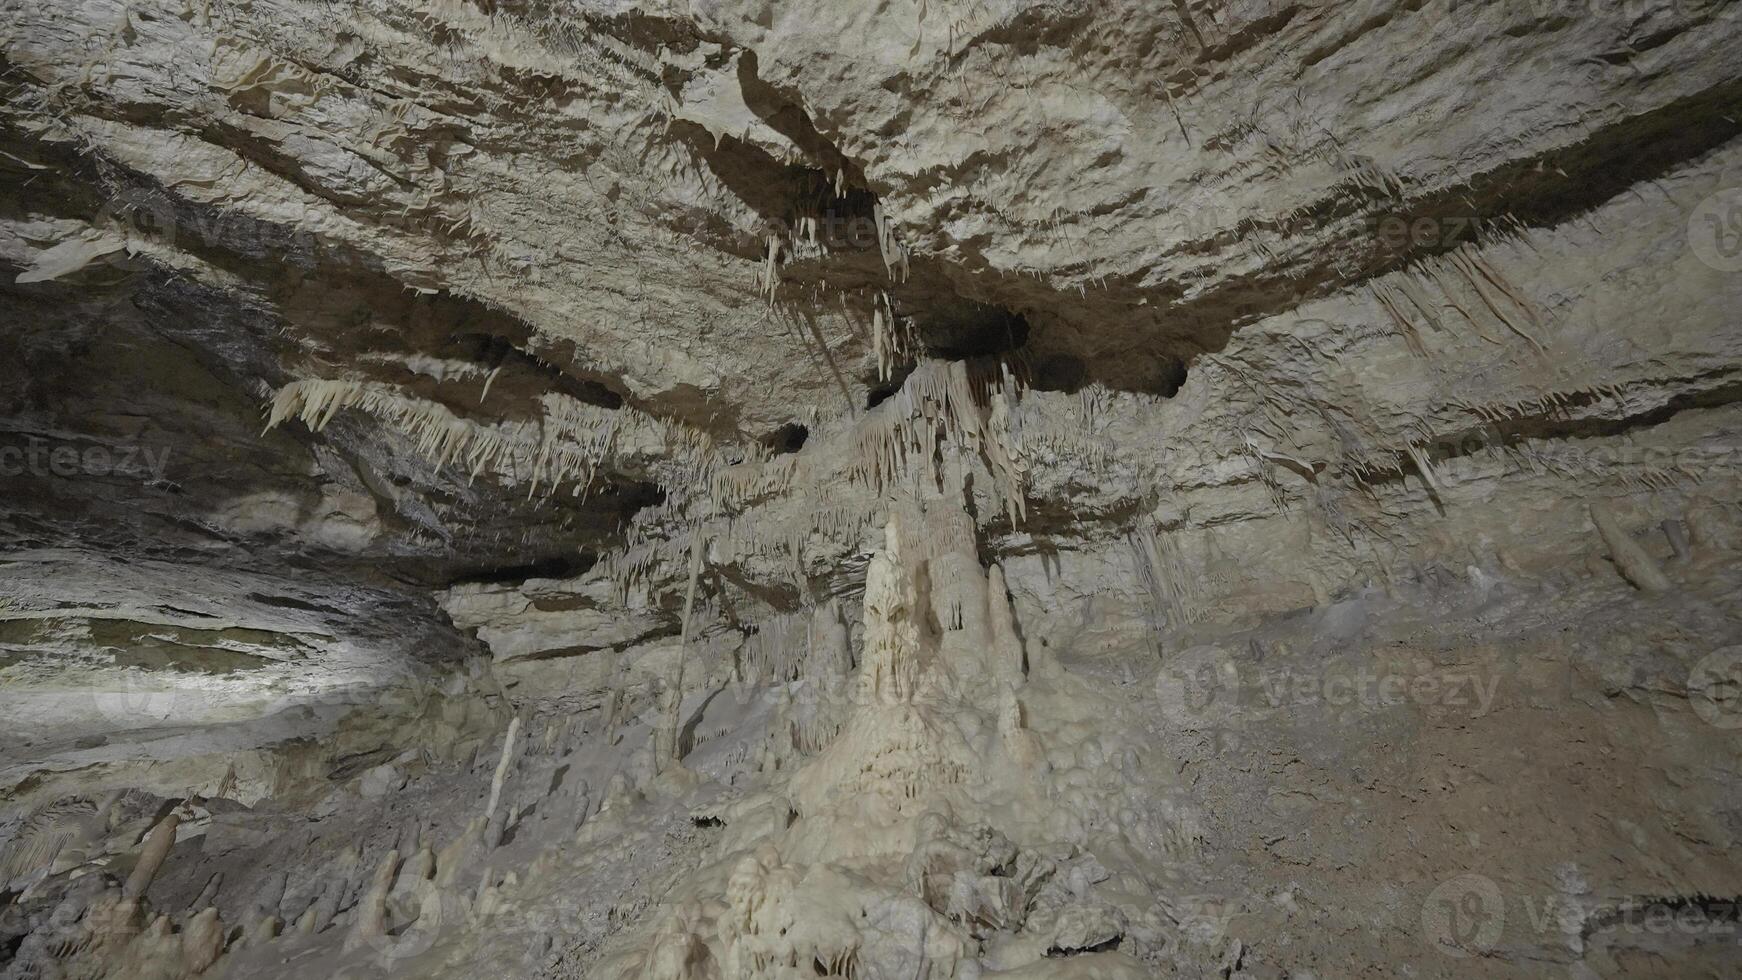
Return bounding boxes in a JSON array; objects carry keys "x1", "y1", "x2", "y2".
[
  {"x1": 810, "y1": 601, "x2": 853, "y2": 680},
  {"x1": 435, "y1": 816, "x2": 489, "y2": 887},
  {"x1": 600, "y1": 773, "x2": 637, "y2": 815},
  {"x1": 331, "y1": 842, "x2": 366, "y2": 915},
  {"x1": 180, "y1": 908, "x2": 225, "y2": 974},
  {"x1": 659, "y1": 530, "x2": 707, "y2": 771},
  {"x1": 294, "y1": 888, "x2": 328, "y2": 935},
  {"x1": 486, "y1": 805, "x2": 511, "y2": 850},
  {"x1": 133, "y1": 913, "x2": 179, "y2": 962},
  {"x1": 242, "y1": 914, "x2": 281, "y2": 947},
  {"x1": 485, "y1": 716, "x2": 523, "y2": 825},
  {"x1": 1590, "y1": 502, "x2": 1674, "y2": 592},
  {"x1": 123, "y1": 812, "x2": 182, "y2": 900},
  {"x1": 398, "y1": 844, "x2": 436, "y2": 891},
  {"x1": 394, "y1": 820, "x2": 424, "y2": 859},
  {"x1": 1662, "y1": 519, "x2": 1691, "y2": 562},
  {"x1": 243, "y1": 870, "x2": 287, "y2": 946},
  {"x1": 568, "y1": 780, "x2": 593, "y2": 833},
  {"x1": 987, "y1": 563, "x2": 1026, "y2": 682},
  {"x1": 860, "y1": 518, "x2": 924, "y2": 703},
  {"x1": 344, "y1": 848, "x2": 401, "y2": 951}
]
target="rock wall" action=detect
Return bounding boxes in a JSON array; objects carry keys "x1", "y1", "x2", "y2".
[{"x1": 2, "y1": 1, "x2": 1740, "y2": 978}]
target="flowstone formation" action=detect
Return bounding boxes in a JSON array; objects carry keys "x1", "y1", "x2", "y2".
[{"x1": 613, "y1": 505, "x2": 1140, "y2": 979}]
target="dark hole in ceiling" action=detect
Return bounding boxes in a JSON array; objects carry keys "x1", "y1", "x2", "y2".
[
  {"x1": 1152, "y1": 356, "x2": 1189, "y2": 398},
  {"x1": 762, "y1": 422, "x2": 810, "y2": 454},
  {"x1": 1030, "y1": 353, "x2": 1087, "y2": 393},
  {"x1": 916, "y1": 300, "x2": 1030, "y2": 360},
  {"x1": 446, "y1": 554, "x2": 596, "y2": 587},
  {"x1": 865, "y1": 381, "x2": 903, "y2": 409}
]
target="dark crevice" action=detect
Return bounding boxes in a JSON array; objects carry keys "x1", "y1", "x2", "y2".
[
  {"x1": 445, "y1": 553, "x2": 598, "y2": 588},
  {"x1": 1030, "y1": 353, "x2": 1088, "y2": 393},
  {"x1": 1152, "y1": 356, "x2": 1190, "y2": 397},
  {"x1": 153, "y1": 605, "x2": 220, "y2": 620},
  {"x1": 1045, "y1": 936, "x2": 1123, "y2": 957},
  {"x1": 761, "y1": 423, "x2": 810, "y2": 454},
  {"x1": 245, "y1": 593, "x2": 346, "y2": 615},
  {"x1": 915, "y1": 300, "x2": 1030, "y2": 360},
  {"x1": 506, "y1": 624, "x2": 680, "y2": 664},
  {"x1": 865, "y1": 380, "x2": 904, "y2": 409},
  {"x1": 456, "y1": 333, "x2": 625, "y2": 408}
]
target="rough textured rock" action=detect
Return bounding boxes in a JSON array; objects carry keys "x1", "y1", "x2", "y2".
[{"x1": 2, "y1": 1, "x2": 1740, "y2": 978}]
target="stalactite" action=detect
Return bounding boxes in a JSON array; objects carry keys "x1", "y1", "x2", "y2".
[
  {"x1": 758, "y1": 234, "x2": 782, "y2": 302},
  {"x1": 847, "y1": 359, "x2": 1028, "y2": 522},
  {"x1": 1130, "y1": 524, "x2": 1205, "y2": 631},
  {"x1": 270, "y1": 376, "x2": 738, "y2": 511},
  {"x1": 1449, "y1": 248, "x2": 1548, "y2": 353},
  {"x1": 872, "y1": 204, "x2": 910, "y2": 282}
]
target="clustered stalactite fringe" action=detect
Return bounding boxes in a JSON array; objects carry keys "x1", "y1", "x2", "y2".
[
  {"x1": 848, "y1": 359, "x2": 1029, "y2": 524},
  {"x1": 1369, "y1": 245, "x2": 1548, "y2": 356},
  {"x1": 1181, "y1": 235, "x2": 1571, "y2": 524},
  {"x1": 590, "y1": 356, "x2": 1048, "y2": 611},
  {"x1": 1129, "y1": 523, "x2": 1206, "y2": 637},
  {"x1": 871, "y1": 290, "x2": 914, "y2": 382},
  {"x1": 264, "y1": 377, "x2": 728, "y2": 508},
  {"x1": 265, "y1": 379, "x2": 626, "y2": 496},
  {"x1": 872, "y1": 203, "x2": 910, "y2": 283}
]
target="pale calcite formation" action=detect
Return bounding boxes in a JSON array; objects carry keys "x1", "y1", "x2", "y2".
[{"x1": 0, "y1": 0, "x2": 1740, "y2": 978}]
